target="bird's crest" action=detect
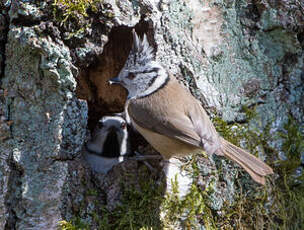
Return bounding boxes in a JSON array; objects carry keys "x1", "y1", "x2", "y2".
[{"x1": 127, "y1": 29, "x2": 154, "y2": 67}]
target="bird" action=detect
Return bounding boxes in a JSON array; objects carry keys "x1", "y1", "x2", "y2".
[
  {"x1": 85, "y1": 115, "x2": 130, "y2": 173},
  {"x1": 109, "y1": 29, "x2": 273, "y2": 185}
]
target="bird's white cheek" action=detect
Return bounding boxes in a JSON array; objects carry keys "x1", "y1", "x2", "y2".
[{"x1": 117, "y1": 132, "x2": 129, "y2": 155}]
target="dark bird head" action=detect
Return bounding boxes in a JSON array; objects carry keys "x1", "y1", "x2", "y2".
[{"x1": 86, "y1": 116, "x2": 129, "y2": 157}]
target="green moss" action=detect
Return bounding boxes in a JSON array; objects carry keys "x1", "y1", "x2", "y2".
[
  {"x1": 52, "y1": 0, "x2": 107, "y2": 40},
  {"x1": 213, "y1": 110, "x2": 304, "y2": 229},
  {"x1": 59, "y1": 166, "x2": 165, "y2": 230},
  {"x1": 105, "y1": 178, "x2": 164, "y2": 229},
  {"x1": 86, "y1": 188, "x2": 98, "y2": 196},
  {"x1": 58, "y1": 218, "x2": 90, "y2": 230},
  {"x1": 161, "y1": 173, "x2": 216, "y2": 229},
  {"x1": 53, "y1": 0, "x2": 98, "y2": 25},
  {"x1": 271, "y1": 116, "x2": 304, "y2": 229}
]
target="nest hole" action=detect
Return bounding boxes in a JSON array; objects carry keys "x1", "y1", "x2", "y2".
[{"x1": 76, "y1": 20, "x2": 155, "y2": 152}]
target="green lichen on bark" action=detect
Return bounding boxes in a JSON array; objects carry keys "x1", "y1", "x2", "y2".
[{"x1": 203, "y1": 0, "x2": 304, "y2": 124}]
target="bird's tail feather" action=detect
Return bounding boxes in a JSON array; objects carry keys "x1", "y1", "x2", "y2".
[{"x1": 219, "y1": 138, "x2": 273, "y2": 185}]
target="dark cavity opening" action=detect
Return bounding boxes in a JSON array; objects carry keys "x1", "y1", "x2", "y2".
[
  {"x1": 76, "y1": 19, "x2": 154, "y2": 156},
  {"x1": 101, "y1": 130, "x2": 120, "y2": 157}
]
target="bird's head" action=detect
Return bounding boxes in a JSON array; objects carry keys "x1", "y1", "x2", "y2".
[
  {"x1": 86, "y1": 116, "x2": 128, "y2": 156},
  {"x1": 109, "y1": 29, "x2": 168, "y2": 99}
]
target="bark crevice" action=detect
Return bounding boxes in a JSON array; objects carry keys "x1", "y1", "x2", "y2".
[{"x1": 4, "y1": 158, "x2": 24, "y2": 230}]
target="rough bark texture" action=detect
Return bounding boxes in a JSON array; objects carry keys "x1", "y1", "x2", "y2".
[{"x1": 0, "y1": 0, "x2": 303, "y2": 229}]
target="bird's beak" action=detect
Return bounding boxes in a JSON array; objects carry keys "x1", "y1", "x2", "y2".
[{"x1": 108, "y1": 77, "x2": 121, "y2": 85}]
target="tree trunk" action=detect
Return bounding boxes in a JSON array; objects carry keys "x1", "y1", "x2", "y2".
[{"x1": 0, "y1": 0, "x2": 303, "y2": 229}]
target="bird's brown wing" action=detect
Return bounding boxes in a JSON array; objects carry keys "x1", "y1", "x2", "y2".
[
  {"x1": 129, "y1": 101, "x2": 203, "y2": 147},
  {"x1": 128, "y1": 77, "x2": 221, "y2": 152}
]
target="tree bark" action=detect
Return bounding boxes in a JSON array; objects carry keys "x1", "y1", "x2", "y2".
[{"x1": 0, "y1": 0, "x2": 303, "y2": 229}]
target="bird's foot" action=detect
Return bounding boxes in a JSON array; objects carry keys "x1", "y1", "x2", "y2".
[
  {"x1": 130, "y1": 152, "x2": 162, "y2": 161},
  {"x1": 126, "y1": 151, "x2": 162, "y2": 174}
]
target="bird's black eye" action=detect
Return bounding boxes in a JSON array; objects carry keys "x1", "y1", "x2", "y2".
[
  {"x1": 127, "y1": 72, "x2": 136, "y2": 80},
  {"x1": 120, "y1": 122, "x2": 126, "y2": 129},
  {"x1": 97, "y1": 121, "x2": 103, "y2": 129}
]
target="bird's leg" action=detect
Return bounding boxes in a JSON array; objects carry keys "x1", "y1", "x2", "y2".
[
  {"x1": 126, "y1": 151, "x2": 162, "y2": 173},
  {"x1": 135, "y1": 151, "x2": 156, "y2": 173},
  {"x1": 131, "y1": 152, "x2": 162, "y2": 161}
]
